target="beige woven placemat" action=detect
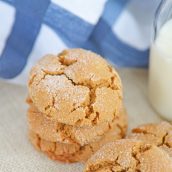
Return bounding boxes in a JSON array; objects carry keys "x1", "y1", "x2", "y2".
[{"x1": 0, "y1": 69, "x2": 162, "y2": 172}]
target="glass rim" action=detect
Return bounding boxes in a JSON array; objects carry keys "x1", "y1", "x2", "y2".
[{"x1": 153, "y1": 0, "x2": 172, "y2": 40}]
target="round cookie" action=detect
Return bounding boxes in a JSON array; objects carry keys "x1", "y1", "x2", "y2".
[
  {"x1": 128, "y1": 121, "x2": 172, "y2": 156},
  {"x1": 28, "y1": 49, "x2": 122, "y2": 127},
  {"x1": 84, "y1": 139, "x2": 172, "y2": 172},
  {"x1": 29, "y1": 114, "x2": 127, "y2": 163},
  {"x1": 27, "y1": 99, "x2": 127, "y2": 146}
]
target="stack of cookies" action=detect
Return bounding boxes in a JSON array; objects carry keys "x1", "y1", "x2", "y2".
[{"x1": 27, "y1": 49, "x2": 127, "y2": 162}]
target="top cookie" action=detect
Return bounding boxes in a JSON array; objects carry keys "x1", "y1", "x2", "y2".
[
  {"x1": 128, "y1": 121, "x2": 172, "y2": 156},
  {"x1": 84, "y1": 139, "x2": 172, "y2": 172},
  {"x1": 28, "y1": 49, "x2": 122, "y2": 126}
]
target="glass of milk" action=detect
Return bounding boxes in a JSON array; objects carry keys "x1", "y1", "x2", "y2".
[{"x1": 149, "y1": 0, "x2": 172, "y2": 120}]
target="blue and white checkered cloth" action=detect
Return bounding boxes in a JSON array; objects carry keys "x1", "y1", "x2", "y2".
[{"x1": 0, "y1": 0, "x2": 161, "y2": 84}]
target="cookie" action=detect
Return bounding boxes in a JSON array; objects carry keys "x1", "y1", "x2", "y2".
[
  {"x1": 128, "y1": 121, "x2": 172, "y2": 156},
  {"x1": 29, "y1": 113, "x2": 127, "y2": 163},
  {"x1": 28, "y1": 49, "x2": 122, "y2": 127},
  {"x1": 84, "y1": 139, "x2": 172, "y2": 172},
  {"x1": 27, "y1": 98, "x2": 127, "y2": 145}
]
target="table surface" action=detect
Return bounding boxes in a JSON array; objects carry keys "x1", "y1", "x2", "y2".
[{"x1": 0, "y1": 69, "x2": 163, "y2": 172}]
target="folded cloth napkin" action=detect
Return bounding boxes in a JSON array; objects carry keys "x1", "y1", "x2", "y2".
[{"x1": 0, "y1": 0, "x2": 161, "y2": 84}]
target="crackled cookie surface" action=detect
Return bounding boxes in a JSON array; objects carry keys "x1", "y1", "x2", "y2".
[
  {"x1": 29, "y1": 116, "x2": 126, "y2": 163},
  {"x1": 27, "y1": 101, "x2": 127, "y2": 145},
  {"x1": 84, "y1": 139, "x2": 172, "y2": 172},
  {"x1": 28, "y1": 49, "x2": 122, "y2": 126},
  {"x1": 128, "y1": 121, "x2": 172, "y2": 156}
]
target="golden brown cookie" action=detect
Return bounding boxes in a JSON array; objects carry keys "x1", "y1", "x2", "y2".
[
  {"x1": 128, "y1": 121, "x2": 172, "y2": 156},
  {"x1": 28, "y1": 49, "x2": 122, "y2": 127},
  {"x1": 29, "y1": 113, "x2": 127, "y2": 163},
  {"x1": 84, "y1": 139, "x2": 172, "y2": 172},
  {"x1": 27, "y1": 99, "x2": 127, "y2": 146}
]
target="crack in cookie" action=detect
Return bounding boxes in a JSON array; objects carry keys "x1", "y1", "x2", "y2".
[
  {"x1": 28, "y1": 49, "x2": 122, "y2": 127},
  {"x1": 27, "y1": 100, "x2": 127, "y2": 146},
  {"x1": 29, "y1": 123, "x2": 126, "y2": 163},
  {"x1": 84, "y1": 139, "x2": 172, "y2": 172},
  {"x1": 128, "y1": 121, "x2": 172, "y2": 156}
]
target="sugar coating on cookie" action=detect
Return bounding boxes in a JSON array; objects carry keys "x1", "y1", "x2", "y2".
[
  {"x1": 28, "y1": 49, "x2": 122, "y2": 126},
  {"x1": 128, "y1": 121, "x2": 172, "y2": 156},
  {"x1": 84, "y1": 139, "x2": 172, "y2": 172},
  {"x1": 27, "y1": 98, "x2": 128, "y2": 145},
  {"x1": 29, "y1": 116, "x2": 126, "y2": 163},
  {"x1": 27, "y1": 101, "x2": 127, "y2": 145}
]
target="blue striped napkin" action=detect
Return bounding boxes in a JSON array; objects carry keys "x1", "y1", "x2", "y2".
[{"x1": 0, "y1": 0, "x2": 161, "y2": 84}]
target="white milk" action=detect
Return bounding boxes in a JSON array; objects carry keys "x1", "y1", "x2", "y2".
[{"x1": 149, "y1": 19, "x2": 172, "y2": 120}]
